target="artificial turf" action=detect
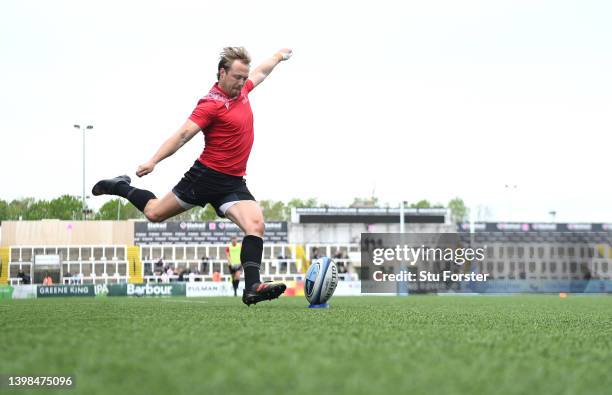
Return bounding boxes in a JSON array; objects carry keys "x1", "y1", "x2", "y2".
[{"x1": 1, "y1": 295, "x2": 611, "y2": 395}]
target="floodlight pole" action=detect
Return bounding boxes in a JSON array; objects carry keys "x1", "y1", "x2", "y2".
[{"x1": 74, "y1": 124, "x2": 94, "y2": 220}]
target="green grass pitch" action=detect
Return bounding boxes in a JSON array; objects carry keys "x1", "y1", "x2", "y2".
[{"x1": 1, "y1": 295, "x2": 611, "y2": 395}]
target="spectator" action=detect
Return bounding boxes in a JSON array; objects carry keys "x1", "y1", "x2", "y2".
[
  {"x1": 333, "y1": 249, "x2": 343, "y2": 260},
  {"x1": 212, "y1": 270, "x2": 221, "y2": 282},
  {"x1": 17, "y1": 268, "x2": 31, "y2": 285},
  {"x1": 334, "y1": 250, "x2": 349, "y2": 274},
  {"x1": 43, "y1": 272, "x2": 53, "y2": 285},
  {"x1": 155, "y1": 258, "x2": 164, "y2": 274},
  {"x1": 178, "y1": 267, "x2": 189, "y2": 282},
  {"x1": 277, "y1": 253, "x2": 288, "y2": 272},
  {"x1": 311, "y1": 247, "x2": 320, "y2": 260},
  {"x1": 200, "y1": 256, "x2": 210, "y2": 274}
]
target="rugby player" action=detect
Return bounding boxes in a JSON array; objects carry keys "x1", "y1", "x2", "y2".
[{"x1": 92, "y1": 47, "x2": 292, "y2": 305}]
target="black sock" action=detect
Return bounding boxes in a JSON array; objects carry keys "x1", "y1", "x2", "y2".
[
  {"x1": 113, "y1": 183, "x2": 156, "y2": 212},
  {"x1": 241, "y1": 235, "x2": 263, "y2": 289},
  {"x1": 113, "y1": 182, "x2": 134, "y2": 198},
  {"x1": 127, "y1": 189, "x2": 156, "y2": 212},
  {"x1": 233, "y1": 280, "x2": 239, "y2": 291}
]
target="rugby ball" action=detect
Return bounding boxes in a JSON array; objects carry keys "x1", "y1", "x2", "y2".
[{"x1": 304, "y1": 257, "x2": 338, "y2": 305}]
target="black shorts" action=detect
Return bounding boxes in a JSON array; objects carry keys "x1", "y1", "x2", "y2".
[
  {"x1": 172, "y1": 160, "x2": 255, "y2": 217},
  {"x1": 229, "y1": 264, "x2": 242, "y2": 274}
]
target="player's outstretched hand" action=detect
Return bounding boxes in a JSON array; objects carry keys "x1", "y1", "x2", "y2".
[
  {"x1": 136, "y1": 161, "x2": 155, "y2": 177},
  {"x1": 277, "y1": 48, "x2": 293, "y2": 61}
]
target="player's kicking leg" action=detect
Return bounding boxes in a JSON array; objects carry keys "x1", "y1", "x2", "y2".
[
  {"x1": 224, "y1": 201, "x2": 286, "y2": 306},
  {"x1": 92, "y1": 175, "x2": 187, "y2": 222}
]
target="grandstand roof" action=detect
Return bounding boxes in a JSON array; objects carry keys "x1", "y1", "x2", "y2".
[
  {"x1": 293, "y1": 207, "x2": 448, "y2": 224},
  {"x1": 457, "y1": 222, "x2": 612, "y2": 232}
]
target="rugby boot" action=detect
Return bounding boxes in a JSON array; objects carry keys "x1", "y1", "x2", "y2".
[
  {"x1": 92, "y1": 175, "x2": 131, "y2": 196},
  {"x1": 242, "y1": 281, "x2": 287, "y2": 306}
]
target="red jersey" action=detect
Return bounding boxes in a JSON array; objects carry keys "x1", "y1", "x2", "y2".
[{"x1": 189, "y1": 79, "x2": 255, "y2": 176}]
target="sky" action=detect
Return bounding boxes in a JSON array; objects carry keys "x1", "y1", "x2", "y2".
[{"x1": 1, "y1": 0, "x2": 610, "y2": 222}]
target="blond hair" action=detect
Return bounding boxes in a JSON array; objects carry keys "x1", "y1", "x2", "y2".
[{"x1": 217, "y1": 47, "x2": 251, "y2": 80}]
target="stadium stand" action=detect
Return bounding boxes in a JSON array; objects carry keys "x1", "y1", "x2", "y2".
[
  {"x1": 140, "y1": 243, "x2": 304, "y2": 283},
  {"x1": 457, "y1": 224, "x2": 612, "y2": 281},
  {"x1": 8, "y1": 245, "x2": 129, "y2": 285},
  {"x1": 1, "y1": 219, "x2": 611, "y2": 288}
]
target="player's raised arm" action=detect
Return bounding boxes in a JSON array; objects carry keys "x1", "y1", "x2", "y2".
[
  {"x1": 248, "y1": 48, "x2": 293, "y2": 88},
  {"x1": 136, "y1": 119, "x2": 201, "y2": 177}
]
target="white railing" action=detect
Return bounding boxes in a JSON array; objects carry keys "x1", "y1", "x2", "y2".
[
  {"x1": 145, "y1": 274, "x2": 215, "y2": 283},
  {"x1": 62, "y1": 273, "x2": 129, "y2": 285},
  {"x1": 144, "y1": 273, "x2": 305, "y2": 283},
  {"x1": 338, "y1": 273, "x2": 359, "y2": 281},
  {"x1": 60, "y1": 259, "x2": 128, "y2": 278},
  {"x1": 143, "y1": 259, "x2": 302, "y2": 276},
  {"x1": 140, "y1": 243, "x2": 297, "y2": 262}
]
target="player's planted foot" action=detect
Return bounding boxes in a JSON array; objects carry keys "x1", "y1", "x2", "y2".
[
  {"x1": 92, "y1": 175, "x2": 131, "y2": 196},
  {"x1": 242, "y1": 281, "x2": 286, "y2": 306}
]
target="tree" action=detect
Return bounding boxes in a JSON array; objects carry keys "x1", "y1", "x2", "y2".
[
  {"x1": 0, "y1": 196, "x2": 82, "y2": 220},
  {"x1": 160, "y1": 206, "x2": 218, "y2": 221},
  {"x1": 8, "y1": 198, "x2": 38, "y2": 220},
  {"x1": 259, "y1": 200, "x2": 287, "y2": 221},
  {"x1": 170, "y1": 206, "x2": 209, "y2": 221},
  {"x1": 24, "y1": 199, "x2": 46, "y2": 219},
  {"x1": 0, "y1": 199, "x2": 8, "y2": 221},
  {"x1": 0, "y1": 195, "x2": 327, "y2": 222},
  {"x1": 285, "y1": 198, "x2": 318, "y2": 219},
  {"x1": 448, "y1": 197, "x2": 469, "y2": 223},
  {"x1": 410, "y1": 199, "x2": 431, "y2": 209},
  {"x1": 197, "y1": 205, "x2": 218, "y2": 221},
  {"x1": 47, "y1": 195, "x2": 83, "y2": 220},
  {"x1": 286, "y1": 198, "x2": 318, "y2": 209},
  {"x1": 96, "y1": 199, "x2": 145, "y2": 220}
]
